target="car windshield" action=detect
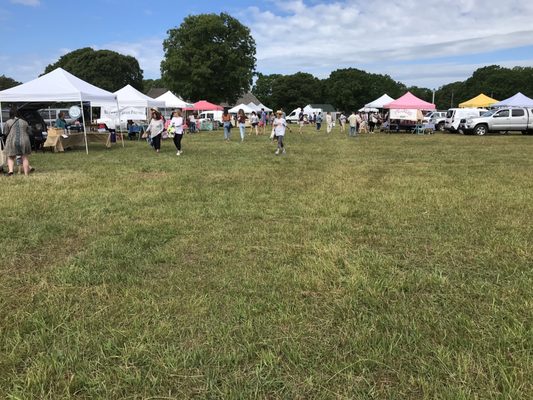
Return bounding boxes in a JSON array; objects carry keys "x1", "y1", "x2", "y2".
[{"x1": 481, "y1": 110, "x2": 495, "y2": 117}]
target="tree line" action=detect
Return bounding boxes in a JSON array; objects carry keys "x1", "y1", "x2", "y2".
[
  {"x1": 1, "y1": 12, "x2": 532, "y2": 112},
  {"x1": 252, "y1": 65, "x2": 533, "y2": 113}
]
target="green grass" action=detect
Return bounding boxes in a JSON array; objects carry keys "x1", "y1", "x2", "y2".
[{"x1": 1, "y1": 127, "x2": 532, "y2": 399}]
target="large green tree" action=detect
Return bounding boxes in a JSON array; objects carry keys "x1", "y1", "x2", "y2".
[
  {"x1": 43, "y1": 48, "x2": 143, "y2": 92},
  {"x1": 406, "y1": 86, "x2": 433, "y2": 103},
  {"x1": 0, "y1": 75, "x2": 20, "y2": 90},
  {"x1": 268, "y1": 72, "x2": 323, "y2": 112},
  {"x1": 252, "y1": 73, "x2": 282, "y2": 107},
  {"x1": 143, "y1": 78, "x2": 165, "y2": 94},
  {"x1": 322, "y1": 68, "x2": 405, "y2": 113},
  {"x1": 434, "y1": 65, "x2": 533, "y2": 109},
  {"x1": 161, "y1": 13, "x2": 256, "y2": 104}
]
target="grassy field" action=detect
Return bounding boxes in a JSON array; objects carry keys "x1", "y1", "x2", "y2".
[{"x1": 1, "y1": 127, "x2": 532, "y2": 399}]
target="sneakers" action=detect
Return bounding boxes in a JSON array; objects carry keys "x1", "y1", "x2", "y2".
[
  {"x1": 282, "y1": 148, "x2": 286, "y2": 154},
  {"x1": 176, "y1": 151, "x2": 182, "y2": 156},
  {"x1": 274, "y1": 148, "x2": 280, "y2": 155}
]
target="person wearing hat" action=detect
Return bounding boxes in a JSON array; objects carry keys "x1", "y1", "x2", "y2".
[{"x1": 273, "y1": 110, "x2": 287, "y2": 155}]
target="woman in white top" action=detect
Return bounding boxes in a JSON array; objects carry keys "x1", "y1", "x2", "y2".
[
  {"x1": 273, "y1": 110, "x2": 287, "y2": 155},
  {"x1": 249, "y1": 111, "x2": 259, "y2": 136},
  {"x1": 146, "y1": 109, "x2": 164, "y2": 153},
  {"x1": 171, "y1": 110, "x2": 185, "y2": 156}
]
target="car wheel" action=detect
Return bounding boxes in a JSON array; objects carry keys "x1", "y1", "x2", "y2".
[
  {"x1": 474, "y1": 125, "x2": 487, "y2": 136},
  {"x1": 437, "y1": 122, "x2": 445, "y2": 132}
]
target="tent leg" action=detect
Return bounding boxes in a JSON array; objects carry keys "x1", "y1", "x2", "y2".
[{"x1": 80, "y1": 99, "x2": 89, "y2": 154}]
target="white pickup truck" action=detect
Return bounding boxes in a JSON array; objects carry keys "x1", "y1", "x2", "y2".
[{"x1": 461, "y1": 107, "x2": 533, "y2": 135}]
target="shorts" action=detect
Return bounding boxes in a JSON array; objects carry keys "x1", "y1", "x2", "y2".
[{"x1": 252, "y1": 122, "x2": 258, "y2": 127}]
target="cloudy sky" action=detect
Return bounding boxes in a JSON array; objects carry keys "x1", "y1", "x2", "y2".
[{"x1": 1, "y1": 0, "x2": 533, "y2": 89}]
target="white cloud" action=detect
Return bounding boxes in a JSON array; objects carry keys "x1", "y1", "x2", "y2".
[
  {"x1": 242, "y1": 0, "x2": 533, "y2": 87},
  {"x1": 10, "y1": 0, "x2": 40, "y2": 6},
  {"x1": 4, "y1": 0, "x2": 533, "y2": 88}
]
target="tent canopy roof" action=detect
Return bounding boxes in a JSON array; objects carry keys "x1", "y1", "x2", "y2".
[
  {"x1": 155, "y1": 91, "x2": 192, "y2": 108},
  {"x1": 384, "y1": 91, "x2": 435, "y2": 110},
  {"x1": 229, "y1": 103, "x2": 255, "y2": 113},
  {"x1": 0, "y1": 67, "x2": 116, "y2": 103},
  {"x1": 246, "y1": 102, "x2": 261, "y2": 112},
  {"x1": 113, "y1": 85, "x2": 165, "y2": 108},
  {"x1": 459, "y1": 93, "x2": 499, "y2": 108},
  {"x1": 365, "y1": 94, "x2": 395, "y2": 109},
  {"x1": 257, "y1": 103, "x2": 273, "y2": 112},
  {"x1": 492, "y1": 92, "x2": 533, "y2": 107},
  {"x1": 184, "y1": 100, "x2": 223, "y2": 111}
]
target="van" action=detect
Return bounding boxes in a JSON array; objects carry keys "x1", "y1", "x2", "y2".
[
  {"x1": 198, "y1": 111, "x2": 223, "y2": 124},
  {"x1": 445, "y1": 108, "x2": 487, "y2": 132}
]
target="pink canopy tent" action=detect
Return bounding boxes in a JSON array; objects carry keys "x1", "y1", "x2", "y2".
[
  {"x1": 383, "y1": 92, "x2": 435, "y2": 110},
  {"x1": 184, "y1": 100, "x2": 223, "y2": 111}
]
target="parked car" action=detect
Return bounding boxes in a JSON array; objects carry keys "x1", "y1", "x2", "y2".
[
  {"x1": 445, "y1": 108, "x2": 488, "y2": 132},
  {"x1": 424, "y1": 111, "x2": 447, "y2": 131},
  {"x1": 461, "y1": 107, "x2": 533, "y2": 135},
  {"x1": 198, "y1": 111, "x2": 223, "y2": 126}
]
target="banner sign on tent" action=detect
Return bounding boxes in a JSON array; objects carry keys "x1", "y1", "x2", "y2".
[
  {"x1": 389, "y1": 109, "x2": 419, "y2": 121},
  {"x1": 101, "y1": 106, "x2": 147, "y2": 121}
]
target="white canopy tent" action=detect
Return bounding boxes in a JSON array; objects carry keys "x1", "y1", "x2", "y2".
[
  {"x1": 247, "y1": 102, "x2": 273, "y2": 112},
  {"x1": 0, "y1": 67, "x2": 118, "y2": 154},
  {"x1": 155, "y1": 91, "x2": 193, "y2": 109},
  {"x1": 365, "y1": 94, "x2": 396, "y2": 109},
  {"x1": 228, "y1": 103, "x2": 256, "y2": 114},
  {"x1": 115, "y1": 85, "x2": 165, "y2": 108},
  {"x1": 258, "y1": 103, "x2": 273, "y2": 112},
  {"x1": 246, "y1": 102, "x2": 261, "y2": 112},
  {"x1": 94, "y1": 84, "x2": 166, "y2": 126},
  {"x1": 359, "y1": 107, "x2": 379, "y2": 112}
]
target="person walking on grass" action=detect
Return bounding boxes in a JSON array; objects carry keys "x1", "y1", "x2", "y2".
[
  {"x1": 3, "y1": 108, "x2": 33, "y2": 176},
  {"x1": 146, "y1": 108, "x2": 164, "y2": 153},
  {"x1": 273, "y1": 110, "x2": 287, "y2": 155},
  {"x1": 298, "y1": 107, "x2": 305, "y2": 134},
  {"x1": 222, "y1": 109, "x2": 232, "y2": 141},
  {"x1": 237, "y1": 109, "x2": 247, "y2": 142},
  {"x1": 316, "y1": 112, "x2": 323, "y2": 131},
  {"x1": 369, "y1": 113, "x2": 378, "y2": 133},
  {"x1": 260, "y1": 108, "x2": 267, "y2": 135},
  {"x1": 339, "y1": 113, "x2": 347, "y2": 133},
  {"x1": 250, "y1": 111, "x2": 259, "y2": 136},
  {"x1": 348, "y1": 111, "x2": 357, "y2": 137},
  {"x1": 326, "y1": 112, "x2": 333, "y2": 134},
  {"x1": 355, "y1": 112, "x2": 363, "y2": 134},
  {"x1": 170, "y1": 110, "x2": 184, "y2": 156}
]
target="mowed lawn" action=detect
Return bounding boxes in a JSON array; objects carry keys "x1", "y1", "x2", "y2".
[{"x1": 1, "y1": 127, "x2": 532, "y2": 399}]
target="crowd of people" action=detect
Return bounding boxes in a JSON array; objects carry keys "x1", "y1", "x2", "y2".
[{"x1": 1, "y1": 105, "x2": 389, "y2": 176}]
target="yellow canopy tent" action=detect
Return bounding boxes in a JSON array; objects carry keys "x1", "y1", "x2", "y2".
[{"x1": 459, "y1": 93, "x2": 499, "y2": 108}]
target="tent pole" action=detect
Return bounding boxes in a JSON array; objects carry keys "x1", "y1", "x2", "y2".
[
  {"x1": 116, "y1": 97, "x2": 124, "y2": 148},
  {"x1": 0, "y1": 101, "x2": 4, "y2": 129},
  {"x1": 80, "y1": 98, "x2": 89, "y2": 154}
]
